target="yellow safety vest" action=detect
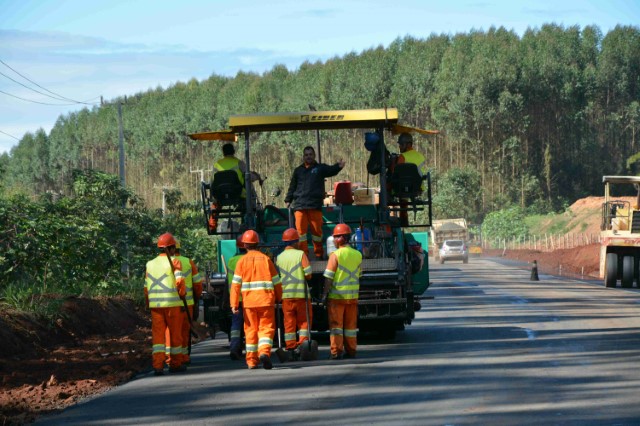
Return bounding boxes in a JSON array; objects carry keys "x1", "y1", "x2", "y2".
[
  {"x1": 324, "y1": 246, "x2": 362, "y2": 300},
  {"x1": 176, "y1": 255, "x2": 195, "y2": 306},
  {"x1": 214, "y1": 156, "x2": 244, "y2": 185},
  {"x1": 276, "y1": 249, "x2": 311, "y2": 299},
  {"x1": 401, "y1": 149, "x2": 427, "y2": 176},
  {"x1": 145, "y1": 256, "x2": 183, "y2": 308},
  {"x1": 227, "y1": 253, "x2": 244, "y2": 302}
]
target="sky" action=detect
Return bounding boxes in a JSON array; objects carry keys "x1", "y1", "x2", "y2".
[{"x1": 0, "y1": 0, "x2": 638, "y2": 154}]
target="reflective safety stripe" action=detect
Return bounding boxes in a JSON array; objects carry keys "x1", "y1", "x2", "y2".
[
  {"x1": 312, "y1": 234, "x2": 323, "y2": 242},
  {"x1": 245, "y1": 343, "x2": 258, "y2": 353},
  {"x1": 299, "y1": 329, "x2": 310, "y2": 337},
  {"x1": 330, "y1": 328, "x2": 343, "y2": 336},
  {"x1": 323, "y1": 269, "x2": 336, "y2": 280},
  {"x1": 299, "y1": 234, "x2": 308, "y2": 242},
  {"x1": 344, "y1": 328, "x2": 358, "y2": 337},
  {"x1": 152, "y1": 344, "x2": 165, "y2": 354},
  {"x1": 230, "y1": 330, "x2": 241, "y2": 338},
  {"x1": 277, "y1": 249, "x2": 307, "y2": 299},
  {"x1": 192, "y1": 272, "x2": 203, "y2": 283},
  {"x1": 258, "y1": 337, "x2": 273, "y2": 348},
  {"x1": 240, "y1": 280, "x2": 275, "y2": 292},
  {"x1": 284, "y1": 332, "x2": 297, "y2": 341}
]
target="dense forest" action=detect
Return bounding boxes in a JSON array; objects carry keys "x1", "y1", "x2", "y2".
[
  {"x1": 1, "y1": 23, "x2": 639, "y2": 309},
  {"x1": 2, "y1": 24, "x2": 640, "y2": 222}
]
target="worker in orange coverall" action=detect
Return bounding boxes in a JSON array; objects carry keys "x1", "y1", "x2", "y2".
[
  {"x1": 230, "y1": 230, "x2": 282, "y2": 369},
  {"x1": 322, "y1": 224, "x2": 362, "y2": 360},
  {"x1": 275, "y1": 228, "x2": 312, "y2": 361},
  {"x1": 174, "y1": 239, "x2": 203, "y2": 365},
  {"x1": 145, "y1": 232, "x2": 187, "y2": 375}
]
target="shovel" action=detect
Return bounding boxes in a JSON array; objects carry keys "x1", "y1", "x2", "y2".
[
  {"x1": 164, "y1": 247, "x2": 199, "y2": 340},
  {"x1": 298, "y1": 280, "x2": 319, "y2": 361},
  {"x1": 274, "y1": 303, "x2": 289, "y2": 363}
]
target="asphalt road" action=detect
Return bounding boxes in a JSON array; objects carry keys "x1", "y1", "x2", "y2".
[{"x1": 38, "y1": 258, "x2": 640, "y2": 425}]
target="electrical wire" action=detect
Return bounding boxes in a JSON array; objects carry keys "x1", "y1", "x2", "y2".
[
  {"x1": 0, "y1": 129, "x2": 20, "y2": 140},
  {"x1": 0, "y1": 58, "x2": 98, "y2": 105},
  {"x1": 0, "y1": 89, "x2": 80, "y2": 106}
]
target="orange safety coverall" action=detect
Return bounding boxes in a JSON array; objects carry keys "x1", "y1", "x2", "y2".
[
  {"x1": 294, "y1": 209, "x2": 324, "y2": 260},
  {"x1": 145, "y1": 254, "x2": 186, "y2": 371},
  {"x1": 324, "y1": 252, "x2": 359, "y2": 358},
  {"x1": 278, "y1": 246, "x2": 313, "y2": 350},
  {"x1": 230, "y1": 250, "x2": 282, "y2": 368},
  {"x1": 164, "y1": 258, "x2": 203, "y2": 365}
]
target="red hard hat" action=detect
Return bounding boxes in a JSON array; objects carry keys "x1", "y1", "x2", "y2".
[
  {"x1": 157, "y1": 232, "x2": 176, "y2": 248},
  {"x1": 236, "y1": 235, "x2": 244, "y2": 248},
  {"x1": 333, "y1": 223, "x2": 352, "y2": 237},
  {"x1": 282, "y1": 228, "x2": 300, "y2": 242},
  {"x1": 241, "y1": 230, "x2": 259, "y2": 245}
]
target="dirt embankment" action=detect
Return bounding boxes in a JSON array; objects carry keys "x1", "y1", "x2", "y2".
[{"x1": 0, "y1": 297, "x2": 153, "y2": 425}]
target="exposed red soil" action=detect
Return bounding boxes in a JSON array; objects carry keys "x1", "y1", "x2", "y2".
[{"x1": 0, "y1": 197, "x2": 607, "y2": 424}]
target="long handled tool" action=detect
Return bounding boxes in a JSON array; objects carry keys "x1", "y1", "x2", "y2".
[
  {"x1": 274, "y1": 303, "x2": 289, "y2": 363},
  {"x1": 164, "y1": 248, "x2": 198, "y2": 339},
  {"x1": 298, "y1": 280, "x2": 319, "y2": 361}
]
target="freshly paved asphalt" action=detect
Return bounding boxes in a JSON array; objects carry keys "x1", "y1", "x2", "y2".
[{"x1": 37, "y1": 258, "x2": 640, "y2": 425}]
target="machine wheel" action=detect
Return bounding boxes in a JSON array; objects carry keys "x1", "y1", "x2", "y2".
[
  {"x1": 605, "y1": 252, "x2": 618, "y2": 288},
  {"x1": 378, "y1": 327, "x2": 396, "y2": 340},
  {"x1": 622, "y1": 256, "x2": 634, "y2": 288}
]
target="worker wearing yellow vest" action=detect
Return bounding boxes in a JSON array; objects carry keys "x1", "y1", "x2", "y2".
[
  {"x1": 226, "y1": 235, "x2": 247, "y2": 360},
  {"x1": 230, "y1": 230, "x2": 282, "y2": 369},
  {"x1": 174, "y1": 239, "x2": 203, "y2": 365},
  {"x1": 322, "y1": 224, "x2": 362, "y2": 360},
  {"x1": 392, "y1": 132, "x2": 427, "y2": 226},
  {"x1": 275, "y1": 228, "x2": 313, "y2": 360},
  {"x1": 395, "y1": 132, "x2": 427, "y2": 178},
  {"x1": 213, "y1": 143, "x2": 264, "y2": 199},
  {"x1": 145, "y1": 232, "x2": 187, "y2": 375}
]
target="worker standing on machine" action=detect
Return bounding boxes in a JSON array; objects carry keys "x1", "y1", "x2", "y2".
[
  {"x1": 145, "y1": 232, "x2": 187, "y2": 375},
  {"x1": 276, "y1": 228, "x2": 313, "y2": 361},
  {"x1": 322, "y1": 224, "x2": 362, "y2": 360},
  {"x1": 230, "y1": 230, "x2": 282, "y2": 369},
  {"x1": 226, "y1": 235, "x2": 247, "y2": 360},
  {"x1": 284, "y1": 145, "x2": 345, "y2": 259}
]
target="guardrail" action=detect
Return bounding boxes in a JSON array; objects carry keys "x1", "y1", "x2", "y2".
[{"x1": 482, "y1": 233, "x2": 601, "y2": 251}]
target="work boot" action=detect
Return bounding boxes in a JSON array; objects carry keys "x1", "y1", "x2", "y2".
[
  {"x1": 259, "y1": 354, "x2": 273, "y2": 370},
  {"x1": 169, "y1": 364, "x2": 187, "y2": 373},
  {"x1": 230, "y1": 350, "x2": 242, "y2": 361},
  {"x1": 153, "y1": 369, "x2": 164, "y2": 376},
  {"x1": 287, "y1": 349, "x2": 299, "y2": 361},
  {"x1": 343, "y1": 352, "x2": 356, "y2": 359},
  {"x1": 329, "y1": 352, "x2": 343, "y2": 360},
  {"x1": 248, "y1": 364, "x2": 259, "y2": 369}
]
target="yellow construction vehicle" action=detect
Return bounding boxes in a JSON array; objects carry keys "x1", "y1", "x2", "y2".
[{"x1": 599, "y1": 176, "x2": 640, "y2": 288}]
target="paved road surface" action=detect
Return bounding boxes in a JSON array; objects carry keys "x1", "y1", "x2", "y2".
[{"x1": 38, "y1": 258, "x2": 640, "y2": 425}]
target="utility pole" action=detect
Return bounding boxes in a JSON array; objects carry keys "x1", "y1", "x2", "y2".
[
  {"x1": 153, "y1": 184, "x2": 175, "y2": 217},
  {"x1": 117, "y1": 102, "x2": 125, "y2": 189}
]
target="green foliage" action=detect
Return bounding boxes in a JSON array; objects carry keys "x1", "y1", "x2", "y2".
[
  {"x1": 481, "y1": 206, "x2": 529, "y2": 241},
  {"x1": 433, "y1": 166, "x2": 483, "y2": 223},
  {"x1": 0, "y1": 170, "x2": 193, "y2": 311}
]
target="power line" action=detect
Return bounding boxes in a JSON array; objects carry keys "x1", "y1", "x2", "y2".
[
  {"x1": 0, "y1": 89, "x2": 80, "y2": 106},
  {"x1": 0, "y1": 129, "x2": 20, "y2": 140},
  {"x1": 0, "y1": 58, "x2": 97, "y2": 105},
  {"x1": 0, "y1": 69, "x2": 79, "y2": 103}
]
